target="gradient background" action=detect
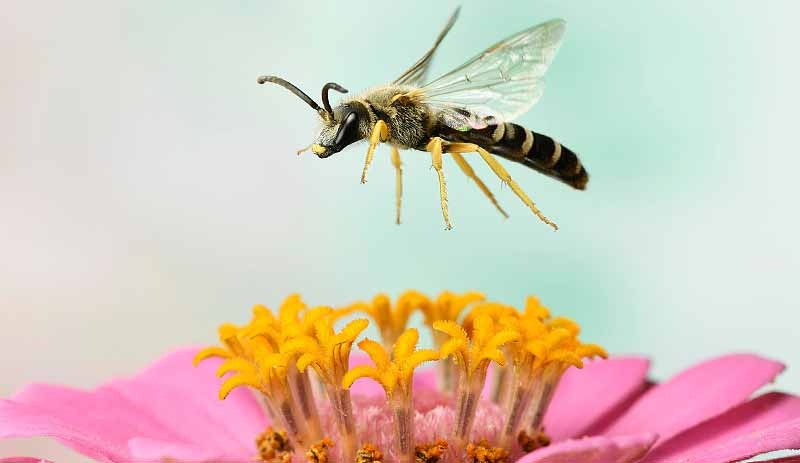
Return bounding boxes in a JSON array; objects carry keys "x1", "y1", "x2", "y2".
[{"x1": 2, "y1": 1, "x2": 799, "y2": 460}]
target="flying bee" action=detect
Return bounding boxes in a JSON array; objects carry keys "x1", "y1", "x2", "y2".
[{"x1": 258, "y1": 7, "x2": 586, "y2": 230}]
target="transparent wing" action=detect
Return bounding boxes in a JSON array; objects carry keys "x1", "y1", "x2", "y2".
[
  {"x1": 421, "y1": 18, "x2": 566, "y2": 131},
  {"x1": 393, "y1": 7, "x2": 460, "y2": 86}
]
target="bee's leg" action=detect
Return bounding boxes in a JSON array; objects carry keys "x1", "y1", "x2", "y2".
[
  {"x1": 426, "y1": 137, "x2": 452, "y2": 230},
  {"x1": 450, "y1": 152, "x2": 509, "y2": 219},
  {"x1": 390, "y1": 145, "x2": 403, "y2": 225},
  {"x1": 361, "y1": 120, "x2": 389, "y2": 184},
  {"x1": 444, "y1": 142, "x2": 557, "y2": 230}
]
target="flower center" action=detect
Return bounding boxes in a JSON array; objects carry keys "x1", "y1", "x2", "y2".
[{"x1": 195, "y1": 291, "x2": 606, "y2": 463}]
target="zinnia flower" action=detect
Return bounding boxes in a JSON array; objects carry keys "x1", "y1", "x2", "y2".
[{"x1": 1, "y1": 291, "x2": 799, "y2": 463}]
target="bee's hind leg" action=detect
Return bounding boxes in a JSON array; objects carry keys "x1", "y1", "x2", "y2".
[
  {"x1": 426, "y1": 137, "x2": 453, "y2": 230},
  {"x1": 444, "y1": 142, "x2": 558, "y2": 230},
  {"x1": 390, "y1": 145, "x2": 403, "y2": 225},
  {"x1": 361, "y1": 120, "x2": 389, "y2": 184},
  {"x1": 450, "y1": 152, "x2": 509, "y2": 219}
]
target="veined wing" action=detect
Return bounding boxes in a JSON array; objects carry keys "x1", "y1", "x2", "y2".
[
  {"x1": 393, "y1": 7, "x2": 460, "y2": 86},
  {"x1": 421, "y1": 18, "x2": 566, "y2": 131}
]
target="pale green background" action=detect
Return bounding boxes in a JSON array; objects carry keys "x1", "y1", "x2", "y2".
[{"x1": 2, "y1": 1, "x2": 799, "y2": 460}]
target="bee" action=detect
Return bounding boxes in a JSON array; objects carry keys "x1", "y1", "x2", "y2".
[{"x1": 258, "y1": 8, "x2": 586, "y2": 230}]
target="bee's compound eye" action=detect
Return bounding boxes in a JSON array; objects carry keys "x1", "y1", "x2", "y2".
[{"x1": 333, "y1": 110, "x2": 360, "y2": 149}]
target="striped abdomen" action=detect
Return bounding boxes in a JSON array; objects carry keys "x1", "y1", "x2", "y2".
[{"x1": 437, "y1": 121, "x2": 588, "y2": 190}]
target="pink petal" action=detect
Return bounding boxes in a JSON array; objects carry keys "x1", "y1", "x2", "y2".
[
  {"x1": 758, "y1": 457, "x2": 800, "y2": 463},
  {"x1": 517, "y1": 433, "x2": 658, "y2": 463},
  {"x1": 0, "y1": 348, "x2": 266, "y2": 462},
  {"x1": 0, "y1": 458, "x2": 55, "y2": 463},
  {"x1": 108, "y1": 347, "x2": 266, "y2": 452},
  {"x1": 0, "y1": 397, "x2": 138, "y2": 462},
  {"x1": 413, "y1": 367, "x2": 439, "y2": 391},
  {"x1": 642, "y1": 392, "x2": 800, "y2": 463},
  {"x1": 128, "y1": 437, "x2": 251, "y2": 462},
  {"x1": 545, "y1": 357, "x2": 651, "y2": 441},
  {"x1": 604, "y1": 354, "x2": 784, "y2": 442}
]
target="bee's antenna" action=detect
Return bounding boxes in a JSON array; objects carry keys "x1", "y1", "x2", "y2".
[
  {"x1": 257, "y1": 75, "x2": 324, "y2": 113},
  {"x1": 321, "y1": 82, "x2": 349, "y2": 115}
]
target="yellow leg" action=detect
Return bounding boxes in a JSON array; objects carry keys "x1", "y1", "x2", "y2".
[
  {"x1": 426, "y1": 137, "x2": 452, "y2": 230},
  {"x1": 361, "y1": 120, "x2": 389, "y2": 184},
  {"x1": 390, "y1": 145, "x2": 403, "y2": 225},
  {"x1": 445, "y1": 142, "x2": 558, "y2": 230},
  {"x1": 450, "y1": 152, "x2": 509, "y2": 219}
]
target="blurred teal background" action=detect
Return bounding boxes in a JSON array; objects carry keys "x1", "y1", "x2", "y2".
[{"x1": 2, "y1": 0, "x2": 799, "y2": 460}]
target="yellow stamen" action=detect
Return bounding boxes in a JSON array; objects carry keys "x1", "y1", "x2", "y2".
[
  {"x1": 256, "y1": 427, "x2": 294, "y2": 463},
  {"x1": 356, "y1": 443, "x2": 385, "y2": 463},
  {"x1": 518, "y1": 428, "x2": 551, "y2": 453},
  {"x1": 342, "y1": 329, "x2": 439, "y2": 398},
  {"x1": 465, "y1": 439, "x2": 510, "y2": 463},
  {"x1": 192, "y1": 346, "x2": 232, "y2": 366},
  {"x1": 305, "y1": 437, "x2": 334, "y2": 463},
  {"x1": 287, "y1": 314, "x2": 369, "y2": 462},
  {"x1": 434, "y1": 316, "x2": 519, "y2": 378},
  {"x1": 290, "y1": 316, "x2": 369, "y2": 384},
  {"x1": 434, "y1": 315, "x2": 519, "y2": 445},
  {"x1": 343, "y1": 328, "x2": 439, "y2": 463},
  {"x1": 420, "y1": 290, "x2": 485, "y2": 327},
  {"x1": 195, "y1": 291, "x2": 608, "y2": 462},
  {"x1": 415, "y1": 439, "x2": 449, "y2": 463},
  {"x1": 346, "y1": 290, "x2": 430, "y2": 348}
]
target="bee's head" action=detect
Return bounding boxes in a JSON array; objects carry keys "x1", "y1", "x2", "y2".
[{"x1": 258, "y1": 76, "x2": 367, "y2": 158}]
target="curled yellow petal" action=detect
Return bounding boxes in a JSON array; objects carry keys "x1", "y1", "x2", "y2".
[
  {"x1": 219, "y1": 372, "x2": 260, "y2": 400},
  {"x1": 401, "y1": 349, "x2": 440, "y2": 374},
  {"x1": 342, "y1": 364, "x2": 385, "y2": 390},
  {"x1": 577, "y1": 343, "x2": 608, "y2": 360},
  {"x1": 432, "y1": 320, "x2": 468, "y2": 341},
  {"x1": 193, "y1": 346, "x2": 231, "y2": 366},
  {"x1": 358, "y1": 338, "x2": 391, "y2": 369},
  {"x1": 335, "y1": 318, "x2": 370, "y2": 344},
  {"x1": 547, "y1": 317, "x2": 581, "y2": 336},
  {"x1": 440, "y1": 338, "x2": 468, "y2": 359},
  {"x1": 524, "y1": 296, "x2": 551, "y2": 320},
  {"x1": 217, "y1": 357, "x2": 256, "y2": 378},
  {"x1": 392, "y1": 328, "x2": 419, "y2": 361}
]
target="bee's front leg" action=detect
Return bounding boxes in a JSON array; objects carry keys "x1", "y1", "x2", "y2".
[
  {"x1": 361, "y1": 120, "x2": 389, "y2": 184},
  {"x1": 425, "y1": 137, "x2": 452, "y2": 230}
]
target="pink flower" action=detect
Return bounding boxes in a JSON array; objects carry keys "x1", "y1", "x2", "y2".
[{"x1": 2, "y1": 347, "x2": 799, "y2": 463}]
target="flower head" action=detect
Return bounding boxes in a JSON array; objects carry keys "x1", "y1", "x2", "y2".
[{"x1": 2, "y1": 290, "x2": 798, "y2": 463}]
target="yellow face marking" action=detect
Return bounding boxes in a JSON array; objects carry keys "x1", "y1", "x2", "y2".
[{"x1": 311, "y1": 144, "x2": 327, "y2": 155}]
